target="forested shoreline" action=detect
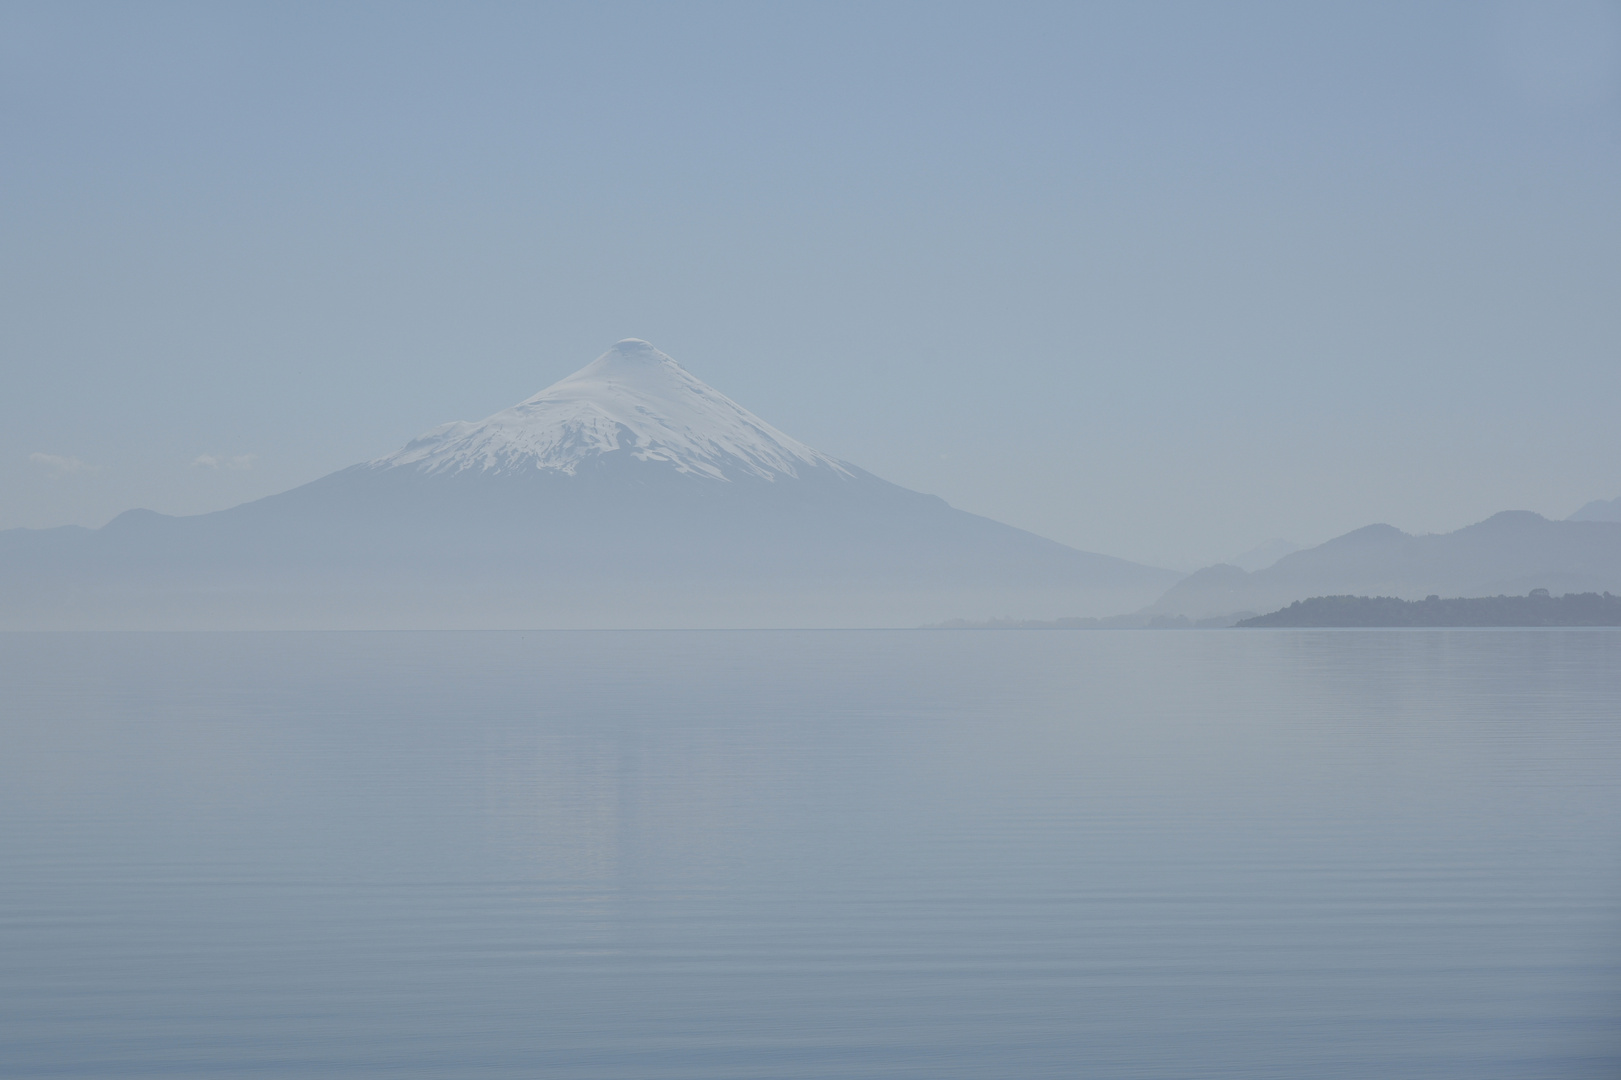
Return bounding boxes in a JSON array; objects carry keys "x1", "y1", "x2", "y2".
[{"x1": 1239, "y1": 591, "x2": 1621, "y2": 627}]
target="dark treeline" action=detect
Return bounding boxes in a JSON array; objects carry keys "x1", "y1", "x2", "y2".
[{"x1": 1239, "y1": 590, "x2": 1621, "y2": 628}]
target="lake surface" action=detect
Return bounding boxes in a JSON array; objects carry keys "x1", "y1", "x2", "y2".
[{"x1": 1, "y1": 629, "x2": 1617, "y2": 1078}]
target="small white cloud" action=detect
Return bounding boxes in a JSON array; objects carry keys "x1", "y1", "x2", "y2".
[
  {"x1": 29, "y1": 452, "x2": 96, "y2": 474},
  {"x1": 193, "y1": 453, "x2": 257, "y2": 471}
]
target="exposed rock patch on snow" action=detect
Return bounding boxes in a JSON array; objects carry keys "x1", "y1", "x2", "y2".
[{"x1": 374, "y1": 339, "x2": 853, "y2": 483}]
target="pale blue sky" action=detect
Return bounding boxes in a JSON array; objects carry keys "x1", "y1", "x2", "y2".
[{"x1": 4, "y1": 0, "x2": 1618, "y2": 569}]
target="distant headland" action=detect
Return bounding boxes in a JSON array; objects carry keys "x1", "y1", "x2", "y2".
[{"x1": 1237, "y1": 591, "x2": 1621, "y2": 628}]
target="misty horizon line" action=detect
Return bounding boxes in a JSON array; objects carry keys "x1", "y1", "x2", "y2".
[
  {"x1": 6, "y1": 338, "x2": 1619, "y2": 631},
  {"x1": 18, "y1": 457, "x2": 1619, "y2": 579}
]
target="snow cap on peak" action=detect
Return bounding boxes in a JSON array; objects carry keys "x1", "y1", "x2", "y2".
[
  {"x1": 374, "y1": 340, "x2": 853, "y2": 484},
  {"x1": 589, "y1": 338, "x2": 676, "y2": 376}
]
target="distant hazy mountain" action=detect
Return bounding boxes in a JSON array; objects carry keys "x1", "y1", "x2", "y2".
[
  {"x1": 1569, "y1": 496, "x2": 1621, "y2": 523},
  {"x1": 1225, "y1": 538, "x2": 1302, "y2": 573},
  {"x1": 0, "y1": 340, "x2": 1178, "y2": 629},
  {"x1": 1144, "y1": 511, "x2": 1621, "y2": 621}
]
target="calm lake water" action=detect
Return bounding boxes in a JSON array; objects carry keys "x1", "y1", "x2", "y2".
[{"x1": 1, "y1": 630, "x2": 1617, "y2": 1078}]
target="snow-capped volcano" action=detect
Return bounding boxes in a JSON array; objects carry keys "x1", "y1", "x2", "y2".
[
  {"x1": 1, "y1": 338, "x2": 1186, "y2": 629},
  {"x1": 375, "y1": 339, "x2": 852, "y2": 483}
]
